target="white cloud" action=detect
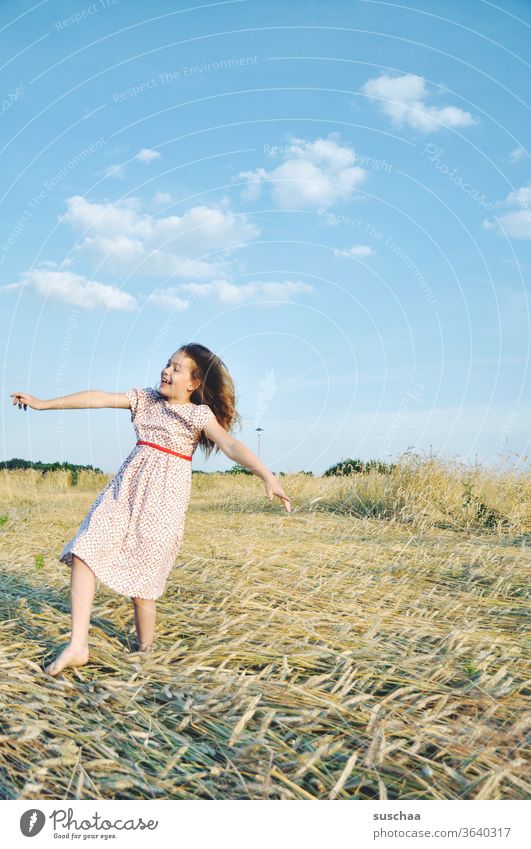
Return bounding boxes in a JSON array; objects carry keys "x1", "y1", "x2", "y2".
[
  {"x1": 238, "y1": 167, "x2": 268, "y2": 202},
  {"x1": 482, "y1": 182, "x2": 531, "y2": 238},
  {"x1": 153, "y1": 191, "x2": 172, "y2": 205},
  {"x1": 102, "y1": 163, "x2": 126, "y2": 179},
  {"x1": 135, "y1": 148, "x2": 161, "y2": 163},
  {"x1": 178, "y1": 277, "x2": 314, "y2": 304},
  {"x1": 361, "y1": 73, "x2": 476, "y2": 133},
  {"x1": 497, "y1": 184, "x2": 531, "y2": 208},
  {"x1": 59, "y1": 195, "x2": 260, "y2": 279},
  {"x1": 237, "y1": 134, "x2": 367, "y2": 209},
  {"x1": 0, "y1": 281, "x2": 25, "y2": 293},
  {"x1": 1, "y1": 268, "x2": 312, "y2": 313},
  {"x1": 509, "y1": 146, "x2": 527, "y2": 163},
  {"x1": 334, "y1": 245, "x2": 373, "y2": 258},
  {"x1": 100, "y1": 149, "x2": 161, "y2": 181},
  {"x1": 34, "y1": 257, "x2": 76, "y2": 270},
  {"x1": 143, "y1": 288, "x2": 189, "y2": 310},
  {"x1": 3, "y1": 269, "x2": 138, "y2": 311}
]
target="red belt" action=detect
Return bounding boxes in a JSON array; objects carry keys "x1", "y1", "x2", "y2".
[{"x1": 136, "y1": 440, "x2": 192, "y2": 461}]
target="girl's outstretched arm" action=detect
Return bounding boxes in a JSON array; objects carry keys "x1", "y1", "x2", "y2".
[
  {"x1": 203, "y1": 418, "x2": 292, "y2": 513},
  {"x1": 10, "y1": 390, "x2": 130, "y2": 410}
]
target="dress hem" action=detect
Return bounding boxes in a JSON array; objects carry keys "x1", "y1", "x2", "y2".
[{"x1": 59, "y1": 548, "x2": 166, "y2": 601}]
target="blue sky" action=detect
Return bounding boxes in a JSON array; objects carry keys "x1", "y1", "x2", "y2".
[{"x1": 1, "y1": 0, "x2": 530, "y2": 475}]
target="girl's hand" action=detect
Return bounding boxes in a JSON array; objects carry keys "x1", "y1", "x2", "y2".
[
  {"x1": 264, "y1": 475, "x2": 292, "y2": 513},
  {"x1": 10, "y1": 392, "x2": 46, "y2": 411}
]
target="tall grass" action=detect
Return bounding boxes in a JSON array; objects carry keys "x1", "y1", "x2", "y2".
[{"x1": 0, "y1": 455, "x2": 529, "y2": 800}]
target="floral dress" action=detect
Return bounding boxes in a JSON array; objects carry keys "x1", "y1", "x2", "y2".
[{"x1": 59, "y1": 387, "x2": 215, "y2": 599}]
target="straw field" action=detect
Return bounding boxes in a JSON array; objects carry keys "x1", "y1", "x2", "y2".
[{"x1": 0, "y1": 454, "x2": 529, "y2": 800}]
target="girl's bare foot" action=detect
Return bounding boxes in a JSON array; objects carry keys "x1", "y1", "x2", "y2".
[
  {"x1": 129, "y1": 643, "x2": 153, "y2": 656},
  {"x1": 45, "y1": 643, "x2": 89, "y2": 676}
]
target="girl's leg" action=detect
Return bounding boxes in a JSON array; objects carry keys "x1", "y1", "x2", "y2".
[
  {"x1": 131, "y1": 597, "x2": 156, "y2": 652},
  {"x1": 45, "y1": 554, "x2": 95, "y2": 676}
]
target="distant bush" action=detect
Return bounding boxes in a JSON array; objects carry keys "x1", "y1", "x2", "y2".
[
  {"x1": 324, "y1": 458, "x2": 396, "y2": 476},
  {"x1": 277, "y1": 471, "x2": 313, "y2": 476},
  {"x1": 1, "y1": 458, "x2": 103, "y2": 475},
  {"x1": 219, "y1": 466, "x2": 314, "y2": 477}
]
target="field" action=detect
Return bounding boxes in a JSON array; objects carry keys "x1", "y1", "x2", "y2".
[{"x1": 0, "y1": 456, "x2": 529, "y2": 800}]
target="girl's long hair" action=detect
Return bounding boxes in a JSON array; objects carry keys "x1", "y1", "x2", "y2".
[{"x1": 159, "y1": 343, "x2": 242, "y2": 460}]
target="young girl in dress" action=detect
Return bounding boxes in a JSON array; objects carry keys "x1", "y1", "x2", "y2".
[{"x1": 10, "y1": 343, "x2": 291, "y2": 677}]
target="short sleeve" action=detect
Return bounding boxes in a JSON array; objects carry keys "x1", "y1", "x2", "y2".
[
  {"x1": 126, "y1": 387, "x2": 147, "y2": 421},
  {"x1": 197, "y1": 404, "x2": 216, "y2": 430}
]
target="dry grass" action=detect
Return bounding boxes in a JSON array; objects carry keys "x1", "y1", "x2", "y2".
[{"x1": 0, "y1": 455, "x2": 529, "y2": 800}]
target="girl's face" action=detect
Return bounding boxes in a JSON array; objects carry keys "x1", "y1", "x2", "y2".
[{"x1": 159, "y1": 352, "x2": 197, "y2": 403}]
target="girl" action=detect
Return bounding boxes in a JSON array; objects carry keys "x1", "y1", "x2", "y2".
[{"x1": 10, "y1": 343, "x2": 291, "y2": 677}]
